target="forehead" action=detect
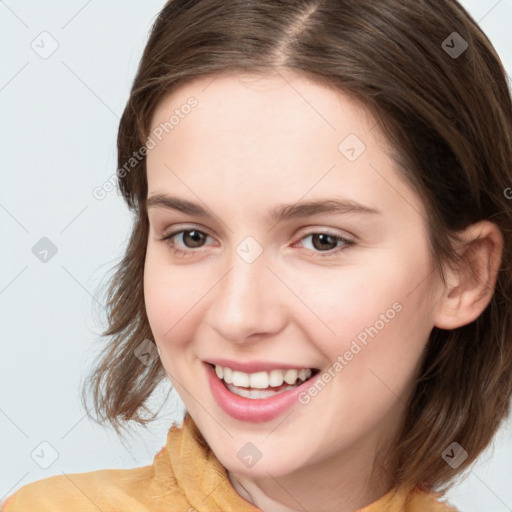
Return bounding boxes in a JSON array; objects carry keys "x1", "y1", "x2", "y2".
[
  {"x1": 149, "y1": 70, "x2": 380, "y2": 143},
  {"x1": 147, "y1": 70, "x2": 392, "y2": 177},
  {"x1": 145, "y1": 70, "x2": 425, "y2": 224}
]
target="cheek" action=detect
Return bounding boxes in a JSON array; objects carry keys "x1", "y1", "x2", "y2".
[
  {"x1": 299, "y1": 279, "x2": 431, "y2": 439},
  {"x1": 298, "y1": 252, "x2": 433, "y2": 379},
  {"x1": 143, "y1": 247, "x2": 198, "y2": 347},
  {"x1": 294, "y1": 267, "x2": 406, "y2": 346}
]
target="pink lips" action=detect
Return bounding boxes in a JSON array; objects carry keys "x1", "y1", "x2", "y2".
[{"x1": 204, "y1": 362, "x2": 320, "y2": 423}]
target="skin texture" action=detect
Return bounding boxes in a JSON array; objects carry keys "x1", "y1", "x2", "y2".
[{"x1": 143, "y1": 70, "x2": 502, "y2": 512}]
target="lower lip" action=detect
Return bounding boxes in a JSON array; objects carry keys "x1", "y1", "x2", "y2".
[{"x1": 204, "y1": 362, "x2": 321, "y2": 423}]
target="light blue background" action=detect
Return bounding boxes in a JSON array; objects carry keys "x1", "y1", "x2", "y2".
[{"x1": 1, "y1": 1, "x2": 511, "y2": 510}]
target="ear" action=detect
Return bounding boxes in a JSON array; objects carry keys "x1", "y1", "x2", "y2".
[{"x1": 433, "y1": 220, "x2": 503, "y2": 330}]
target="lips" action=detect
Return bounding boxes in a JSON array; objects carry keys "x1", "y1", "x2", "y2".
[{"x1": 204, "y1": 361, "x2": 322, "y2": 423}]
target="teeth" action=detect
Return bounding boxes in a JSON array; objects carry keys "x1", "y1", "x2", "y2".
[
  {"x1": 268, "y1": 370, "x2": 284, "y2": 387},
  {"x1": 225, "y1": 382, "x2": 299, "y2": 399},
  {"x1": 223, "y1": 366, "x2": 232, "y2": 383},
  {"x1": 232, "y1": 371, "x2": 250, "y2": 387},
  {"x1": 214, "y1": 365, "x2": 313, "y2": 389}
]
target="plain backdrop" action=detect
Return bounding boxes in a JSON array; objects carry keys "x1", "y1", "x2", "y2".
[{"x1": 1, "y1": 1, "x2": 511, "y2": 510}]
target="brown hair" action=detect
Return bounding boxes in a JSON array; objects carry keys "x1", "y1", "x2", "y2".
[{"x1": 81, "y1": 0, "x2": 512, "y2": 495}]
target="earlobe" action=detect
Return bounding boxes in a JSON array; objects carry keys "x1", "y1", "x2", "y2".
[{"x1": 433, "y1": 220, "x2": 503, "y2": 330}]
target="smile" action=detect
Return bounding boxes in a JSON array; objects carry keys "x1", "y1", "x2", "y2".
[{"x1": 204, "y1": 362, "x2": 321, "y2": 422}]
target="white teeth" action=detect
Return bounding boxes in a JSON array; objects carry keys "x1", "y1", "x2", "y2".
[
  {"x1": 284, "y1": 369, "x2": 299, "y2": 385},
  {"x1": 249, "y1": 371, "x2": 271, "y2": 388},
  {"x1": 223, "y1": 366, "x2": 233, "y2": 384},
  {"x1": 214, "y1": 365, "x2": 313, "y2": 389},
  {"x1": 225, "y1": 382, "x2": 298, "y2": 399},
  {"x1": 232, "y1": 371, "x2": 250, "y2": 387},
  {"x1": 268, "y1": 369, "x2": 284, "y2": 387}
]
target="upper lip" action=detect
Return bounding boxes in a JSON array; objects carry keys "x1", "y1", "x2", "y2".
[{"x1": 204, "y1": 358, "x2": 318, "y2": 373}]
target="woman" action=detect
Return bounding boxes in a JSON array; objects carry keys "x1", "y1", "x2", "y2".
[{"x1": 3, "y1": 0, "x2": 512, "y2": 510}]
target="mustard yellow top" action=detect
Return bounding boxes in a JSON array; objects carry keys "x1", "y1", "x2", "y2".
[{"x1": 2, "y1": 413, "x2": 458, "y2": 512}]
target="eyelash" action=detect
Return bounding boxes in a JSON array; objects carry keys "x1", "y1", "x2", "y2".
[{"x1": 159, "y1": 228, "x2": 355, "y2": 259}]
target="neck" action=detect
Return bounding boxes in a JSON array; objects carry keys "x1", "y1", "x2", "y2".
[{"x1": 227, "y1": 441, "x2": 394, "y2": 512}]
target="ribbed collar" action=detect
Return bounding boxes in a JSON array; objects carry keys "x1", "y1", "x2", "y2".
[{"x1": 168, "y1": 412, "x2": 261, "y2": 511}]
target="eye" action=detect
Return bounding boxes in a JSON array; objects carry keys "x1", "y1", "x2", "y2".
[
  {"x1": 160, "y1": 228, "x2": 355, "y2": 258},
  {"x1": 161, "y1": 229, "x2": 212, "y2": 257},
  {"x1": 294, "y1": 231, "x2": 354, "y2": 257}
]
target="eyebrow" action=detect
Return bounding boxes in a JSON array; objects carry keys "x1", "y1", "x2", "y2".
[{"x1": 146, "y1": 193, "x2": 381, "y2": 223}]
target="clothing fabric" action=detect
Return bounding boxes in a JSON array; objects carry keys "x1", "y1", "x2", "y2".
[{"x1": 2, "y1": 413, "x2": 458, "y2": 511}]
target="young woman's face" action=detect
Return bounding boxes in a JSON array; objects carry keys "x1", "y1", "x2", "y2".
[{"x1": 144, "y1": 71, "x2": 443, "y2": 486}]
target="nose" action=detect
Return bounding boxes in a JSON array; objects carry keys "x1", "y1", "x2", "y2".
[{"x1": 205, "y1": 244, "x2": 287, "y2": 344}]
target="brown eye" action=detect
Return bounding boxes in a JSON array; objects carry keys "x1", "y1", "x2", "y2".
[
  {"x1": 180, "y1": 230, "x2": 207, "y2": 248},
  {"x1": 162, "y1": 229, "x2": 211, "y2": 253},
  {"x1": 296, "y1": 231, "x2": 355, "y2": 258},
  {"x1": 310, "y1": 233, "x2": 339, "y2": 251}
]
